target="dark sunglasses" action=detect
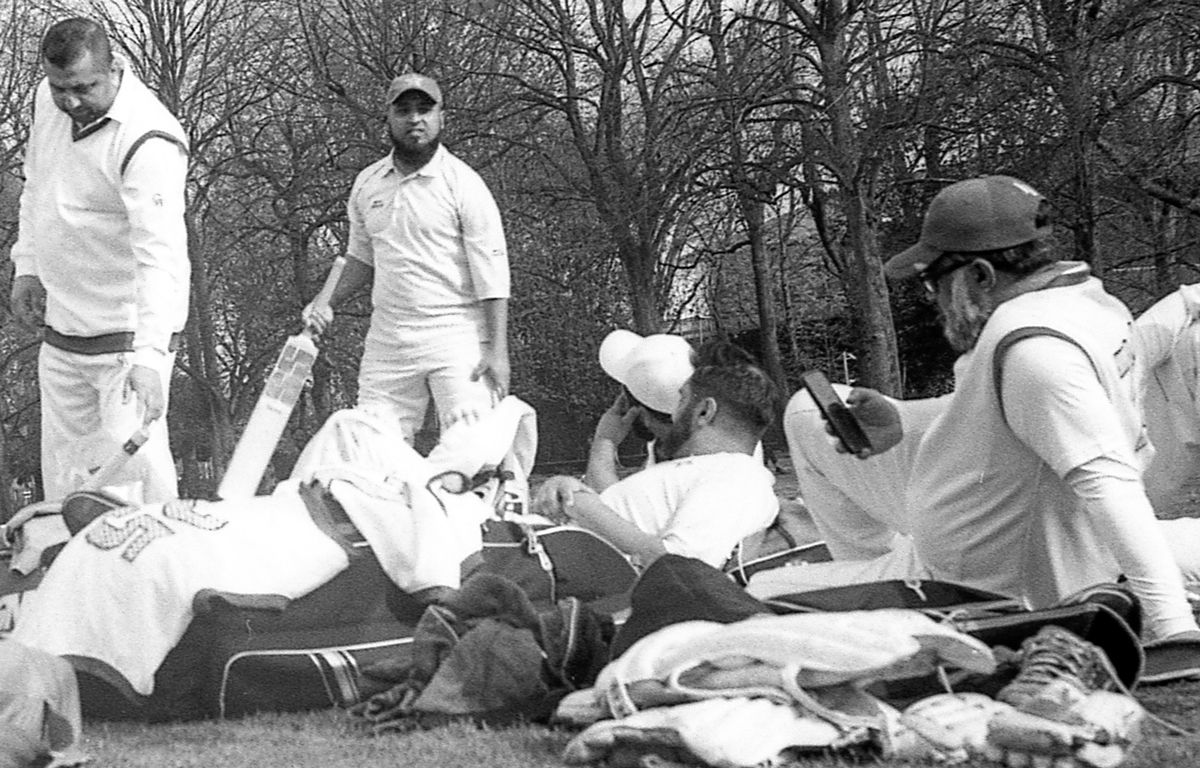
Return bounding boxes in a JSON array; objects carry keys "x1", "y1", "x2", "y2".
[{"x1": 918, "y1": 253, "x2": 978, "y2": 297}]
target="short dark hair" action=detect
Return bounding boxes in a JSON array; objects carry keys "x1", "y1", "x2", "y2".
[
  {"x1": 687, "y1": 340, "x2": 777, "y2": 433},
  {"x1": 42, "y1": 18, "x2": 111, "y2": 69}
]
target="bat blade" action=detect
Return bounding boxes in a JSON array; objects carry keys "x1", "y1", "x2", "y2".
[
  {"x1": 217, "y1": 333, "x2": 318, "y2": 499},
  {"x1": 218, "y1": 258, "x2": 346, "y2": 499}
]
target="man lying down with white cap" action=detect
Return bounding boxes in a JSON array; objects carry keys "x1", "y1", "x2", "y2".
[{"x1": 532, "y1": 338, "x2": 781, "y2": 571}]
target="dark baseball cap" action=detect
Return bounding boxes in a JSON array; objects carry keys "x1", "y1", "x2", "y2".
[
  {"x1": 385, "y1": 73, "x2": 442, "y2": 105},
  {"x1": 885, "y1": 175, "x2": 1052, "y2": 279}
]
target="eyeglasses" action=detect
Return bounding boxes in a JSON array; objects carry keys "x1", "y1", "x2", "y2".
[{"x1": 918, "y1": 254, "x2": 977, "y2": 297}]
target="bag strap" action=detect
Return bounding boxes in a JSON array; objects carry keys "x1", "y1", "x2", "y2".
[
  {"x1": 992, "y1": 326, "x2": 1082, "y2": 424},
  {"x1": 523, "y1": 526, "x2": 558, "y2": 603}
]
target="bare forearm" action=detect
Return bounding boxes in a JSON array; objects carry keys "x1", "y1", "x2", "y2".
[
  {"x1": 329, "y1": 257, "x2": 373, "y2": 307},
  {"x1": 481, "y1": 297, "x2": 508, "y2": 352},
  {"x1": 566, "y1": 492, "x2": 666, "y2": 568},
  {"x1": 585, "y1": 438, "x2": 622, "y2": 492}
]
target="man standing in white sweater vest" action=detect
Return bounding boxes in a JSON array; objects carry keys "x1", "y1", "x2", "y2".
[{"x1": 10, "y1": 17, "x2": 189, "y2": 503}]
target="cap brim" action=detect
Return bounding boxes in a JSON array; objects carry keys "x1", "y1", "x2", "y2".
[
  {"x1": 884, "y1": 241, "x2": 942, "y2": 280},
  {"x1": 390, "y1": 87, "x2": 438, "y2": 103}
]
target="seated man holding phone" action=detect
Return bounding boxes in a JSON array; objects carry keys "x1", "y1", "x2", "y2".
[
  {"x1": 782, "y1": 374, "x2": 946, "y2": 563},
  {"x1": 749, "y1": 175, "x2": 1200, "y2": 682}
]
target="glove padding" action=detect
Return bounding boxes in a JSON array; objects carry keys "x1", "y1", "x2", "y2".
[
  {"x1": 592, "y1": 610, "x2": 996, "y2": 721},
  {"x1": 893, "y1": 685, "x2": 1145, "y2": 768},
  {"x1": 987, "y1": 685, "x2": 1145, "y2": 768}
]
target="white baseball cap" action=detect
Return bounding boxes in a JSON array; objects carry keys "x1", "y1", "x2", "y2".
[{"x1": 598, "y1": 330, "x2": 695, "y2": 414}]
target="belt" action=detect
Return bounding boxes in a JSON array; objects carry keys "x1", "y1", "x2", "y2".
[
  {"x1": 298, "y1": 480, "x2": 368, "y2": 554},
  {"x1": 43, "y1": 327, "x2": 182, "y2": 356}
]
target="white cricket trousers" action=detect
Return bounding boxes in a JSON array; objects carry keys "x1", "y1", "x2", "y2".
[
  {"x1": 357, "y1": 320, "x2": 497, "y2": 443},
  {"x1": 39, "y1": 344, "x2": 178, "y2": 503}
]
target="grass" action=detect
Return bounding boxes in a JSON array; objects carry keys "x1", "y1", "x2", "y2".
[
  {"x1": 72, "y1": 460, "x2": 1200, "y2": 766},
  {"x1": 78, "y1": 682, "x2": 1200, "y2": 767},
  {"x1": 79, "y1": 713, "x2": 576, "y2": 768}
]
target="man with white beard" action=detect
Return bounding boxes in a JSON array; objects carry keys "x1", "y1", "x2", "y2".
[{"x1": 748, "y1": 175, "x2": 1200, "y2": 682}]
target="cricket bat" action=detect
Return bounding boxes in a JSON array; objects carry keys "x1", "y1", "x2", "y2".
[
  {"x1": 217, "y1": 257, "x2": 346, "y2": 499},
  {"x1": 1, "y1": 425, "x2": 152, "y2": 546},
  {"x1": 80, "y1": 425, "x2": 152, "y2": 492}
]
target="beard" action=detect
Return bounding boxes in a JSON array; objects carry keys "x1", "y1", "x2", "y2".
[
  {"x1": 941, "y1": 272, "x2": 997, "y2": 353},
  {"x1": 656, "y1": 401, "x2": 698, "y2": 460},
  {"x1": 390, "y1": 132, "x2": 440, "y2": 168}
]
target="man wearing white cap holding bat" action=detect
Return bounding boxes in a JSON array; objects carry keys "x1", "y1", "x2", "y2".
[{"x1": 304, "y1": 72, "x2": 510, "y2": 444}]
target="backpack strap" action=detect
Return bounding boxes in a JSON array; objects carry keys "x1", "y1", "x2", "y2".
[{"x1": 992, "y1": 326, "x2": 1089, "y2": 424}]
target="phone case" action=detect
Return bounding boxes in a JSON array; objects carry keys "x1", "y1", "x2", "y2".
[{"x1": 800, "y1": 371, "x2": 872, "y2": 454}]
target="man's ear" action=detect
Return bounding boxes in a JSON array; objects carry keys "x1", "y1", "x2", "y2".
[
  {"x1": 970, "y1": 258, "x2": 998, "y2": 290},
  {"x1": 694, "y1": 396, "x2": 719, "y2": 426}
]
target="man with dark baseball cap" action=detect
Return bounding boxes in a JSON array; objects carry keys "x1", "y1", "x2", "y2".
[
  {"x1": 385, "y1": 72, "x2": 442, "y2": 106},
  {"x1": 303, "y1": 70, "x2": 511, "y2": 446},
  {"x1": 884, "y1": 175, "x2": 1052, "y2": 281},
  {"x1": 752, "y1": 174, "x2": 1200, "y2": 684}
]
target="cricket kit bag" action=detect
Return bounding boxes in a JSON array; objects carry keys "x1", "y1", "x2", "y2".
[
  {"x1": 610, "y1": 556, "x2": 1144, "y2": 699},
  {"x1": 478, "y1": 518, "x2": 639, "y2": 615},
  {"x1": 174, "y1": 515, "x2": 638, "y2": 722},
  {"x1": 63, "y1": 482, "x2": 416, "y2": 722},
  {"x1": 68, "y1": 500, "x2": 637, "y2": 722}
]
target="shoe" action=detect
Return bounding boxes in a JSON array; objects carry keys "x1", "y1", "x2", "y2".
[
  {"x1": 1056, "y1": 582, "x2": 1142, "y2": 638},
  {"x1": 1140, "y1": 630, "x2": 1200, "y2": 685},
  {"x1": 996, "y1": 625, "x2": 1123, "y2": 710}
]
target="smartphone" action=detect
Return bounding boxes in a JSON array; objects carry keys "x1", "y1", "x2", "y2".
[{"x1": 800, "y1": 370, "x2": 873, "y2": 455}]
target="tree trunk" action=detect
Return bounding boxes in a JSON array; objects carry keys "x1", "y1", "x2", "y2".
[{"x1": 743, "y1": 198, "x2": 789, "y2": 392}]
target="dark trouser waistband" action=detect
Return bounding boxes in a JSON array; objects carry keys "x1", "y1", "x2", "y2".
[{"x1": 44, "y1": 327, "x2": 181, "y2": 355}]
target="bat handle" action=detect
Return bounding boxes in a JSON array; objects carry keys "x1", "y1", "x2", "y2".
[
  {"x1": 80, "y1": 426, "x2": 152, "y2": 493},
  {"x1": 304, "y1": 257, "x2": 347, "y2": 338}
]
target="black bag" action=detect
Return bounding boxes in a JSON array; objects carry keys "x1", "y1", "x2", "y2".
[
  {"x1": 767, "y1": 580, "x2": 1144, "y2": 692},
  {"x1": 611, "y1": 556, "x2": 1144, "y2": 704},
  {"x1": 478, "y1": 520, "x2": 638, "y2": 614},
  {"x1": 78, "y1": 517, "x2": 637, "y2": 722}
]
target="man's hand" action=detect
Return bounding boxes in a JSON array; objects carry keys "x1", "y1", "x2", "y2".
[
  {"x1": 471, "y1": 345, "x2": 511, "y2": 399},
  {"x1": 124, "y1": 364, "x2": 166, "y2": 424},
  {"x1": 593, "y1": 392, "x2": 639, "y2": 446},
  {"x1": 301, "y1": 300, "x2": 334, "y2": 338},
  {"x1": 839, "y1": 387, "x2": 904, "y2": 457},
  {"x1": 531, "y1": 475, "x2": 593, "y2": 524},
  {"x1": 10, "y1": 275, "x2": 46, "y2": 330}
]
